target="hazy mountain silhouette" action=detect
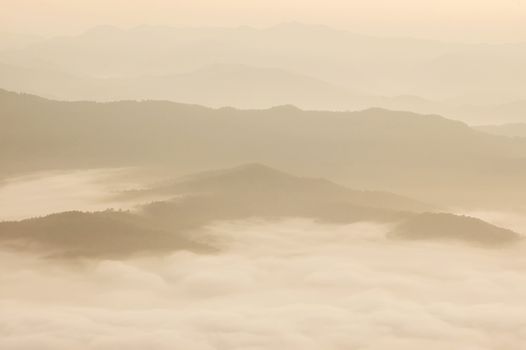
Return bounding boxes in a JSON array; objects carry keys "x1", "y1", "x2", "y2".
[
  {"x1": 449, "y1": 100, "x2": 526, "y2": 124},
  {"x1": 390, "y1": 213, "x2": 522, "y2": 247},
  {"x1": 0, "y1": 23, "x2": 458, "y2": 83},
  {"x1": 1, "y1": 23, "x2": 524, "y2": 114},
  {"x1": 476, "y1": 123, "x2": 526, "y2": 138},
  {"x1": 0, "y1": 62, "x2": 362, "y2": 109},
  {"x1": 3, "y1": 89, "x2": 526, "y2": 207},
  {"x1": 130, "y1": 163, "x2": 433, "y2": 213},
  {"x1": 0, "y1": 164, "x2": 414, "y2": 258},
  {"x1": 114, "y1": 64, "x2": 363, "y2": 109},
  {"x1": 0, "y1": 61, "x2": 437, "y2": 118},
  {"x1": 1, "y1": 164, "x2": 516, "y2": 258},
  {"x1": 125, "y1": 163, "x2": 430, "y2": 232},
  {"x1": 0, "y1": 210, "x2": 212, "y2": 258},
  {"x1": 2, "y1": 61, "x2": 525, "y2": 124},
  {"x1": 0, "y1": 62, "x2": 90, "y2": 100}
]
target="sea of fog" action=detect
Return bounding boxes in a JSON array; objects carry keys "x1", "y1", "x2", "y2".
[
  {"x1": 1, "y1": 220, "x2": 526, "y2": 349},
  {"x1": 1, "y1": 169, "x2": 525, "y2": 349},
  {"x1": 0, "y1": 168, "x2": 166, "y2": 221}
]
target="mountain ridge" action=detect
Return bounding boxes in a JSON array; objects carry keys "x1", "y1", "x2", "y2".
[
  {"x1": 2, "y1": 88, "x2": 526, "y2": 207},
  {"x1": 1, "y1": 164, "x2": 518, "y2": 258}
]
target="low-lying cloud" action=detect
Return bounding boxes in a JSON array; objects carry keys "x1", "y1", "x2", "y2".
[
  {"x1": 0, "y1": 168, "x2": 146, "y2": 221},
  {"x1": 1, "y1": 219, "x2": 525, "y2": 349}
]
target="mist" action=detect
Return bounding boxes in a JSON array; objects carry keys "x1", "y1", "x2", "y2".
[
  {"x1": 1, "y1": 219, "x2": 525, "y2": 349},
  {"x1": 2, "y1": 0, "x2": 525, "y2": 43},
  {"x1": 2, "y1": 0, "x2": 526, "y2": 348},
  {"x1": 0, "y1": 168, "x2": 146, "y2": 221}
]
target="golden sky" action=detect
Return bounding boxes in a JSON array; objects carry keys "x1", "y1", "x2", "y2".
[{"x1": 1, "y1": 0, "x2": 525, "y2": 42}]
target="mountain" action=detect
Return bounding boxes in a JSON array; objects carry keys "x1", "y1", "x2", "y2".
[
  {"x1": 1, "y1": 164, "x2": 516, "y2": 258},
  {"x1": 451, "y1": 100, "x2": 526, "y2": 124},
  {"x1": 0, "y1": 210, "x2": 211, "y2": 258},
  {"x1": 125, "y1": 163, "x2": 431, "y2": 231},
  {"x1": 2, "y1": 89, "x2": 526, "y2": 207},
  {"x1": 0, "y1": 62, "x2": 90, "y2": 100},
  {"x1": 4, "y1": 60, "x2": 526, "y2": 123},
  {"x1": 135, "y1": 166, "x2": 416, "y2": 235},
  {"x1": 133, "y1": 163, "x2": 433, "y2": 213},
  {"x1": 3, "y1": 24, "x2": 526, "y2": 123},
  {"x1": 0, "y1": 61, "x2": 363, "y2": 109},
  {"x1": 476, "y1": 123, "x2": 526, "y2": 138},
  {"x1": 1, "y1": 23, "x2": 525, "y2": 110},
  {"x1": 110, "y1": 64, "x2": 361, "y2": 109},
  {"x1": 390, "y1": 212, "x2": 522, "y2": 246},
  {"x1": 0, "y1": 164, "x2": 418, "y2": 258},
  {"x1": 421, "y1": 43, "x2": 526, "y2": 102},
  {"x1": 0, "y1": 23, "x2": 458, "y2": 87},
  {"x1": 3, "y1": 22, "x2": 526, "y2": 123},
  {"x1": 3, "y1": 60, "x2": 526, "y2": 123}
]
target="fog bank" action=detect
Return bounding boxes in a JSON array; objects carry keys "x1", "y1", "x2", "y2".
[
  {"x1": 0, "y1": 168, "x2": 162, "y2": 221},
  {"x1": 1, "y1": 219, "x2": 525, "y2": 349}
]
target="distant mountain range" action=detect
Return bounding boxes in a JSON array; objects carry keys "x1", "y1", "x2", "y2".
[
  {"x1": 3, "y1": 89, "x2": 526, "y2": 208},
  {"x1": 127, "y1": 163, "x2": 433, "y2": 213},
  {"x1": 0, "y1": 62, "x2": 362, "y2": 109},
  {"x1": 2, "y1": 61, "x2": 526, "y2": 124},
  {"x1": 476, "y1": 123, "x2": 526, "y2": 138},
  {"x1": 1, "y1": 24, "x2": 526, "y2": 123},
  {"x1": 0, "y1": 164, "x2": 517, "y2": 258}
]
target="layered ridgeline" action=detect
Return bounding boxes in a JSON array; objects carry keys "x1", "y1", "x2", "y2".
[
  {"x1": 0, "y1": 164, "x2": 519, "y2": 258},
  {"x1": 477, "y1": 123, "x2": 526, "y2": 138},
  {"x1": 1, "y1": 24, "x2": 526, "y2": 123},
  {"x1": 0, "y1": 62, "x2": 359, "y2": 110},
  {"x1": 3, "y1": 89, "x2": 526, "y2": 207},
  {"x1": 4, "y1": 61, "x2": 526, "y2": 124},
  {"x1": 3, "y1": 89, "x2": 526, "y2": 208}
]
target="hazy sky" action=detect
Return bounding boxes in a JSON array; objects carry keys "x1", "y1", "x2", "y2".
[{"x1": 2, "y1": 0, "x2": 525, "y2": 42}]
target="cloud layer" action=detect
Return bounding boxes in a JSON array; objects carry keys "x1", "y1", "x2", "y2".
[{"x1": 1, "y1": 219, "x2": 525, "y2": 349}]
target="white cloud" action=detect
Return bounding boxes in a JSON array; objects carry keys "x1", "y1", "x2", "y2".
[{"x1": 1, "y1": 219, "x2": 525, "y2": 349}]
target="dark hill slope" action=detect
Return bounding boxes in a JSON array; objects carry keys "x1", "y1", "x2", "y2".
[
  {"x1": 390, "y1": 213, "x2": 521, "y2": 247},
  {"x1": 2, "y1": 89, "x2": 526, "y2": 206},
  {"x1": 0, "y1": 165, "x2": 519, "y2": 258},
  {"x1": 133, "y1": 163, "x2": 433, "y2": 213}
]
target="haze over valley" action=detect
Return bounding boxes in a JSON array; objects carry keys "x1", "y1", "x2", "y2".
[
  {"x1": 1, "y1": 1, "x2": 526, "y2": 349},
  {"x1": 2, "y1": 23, "x2": 526, "y2": 124}
]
